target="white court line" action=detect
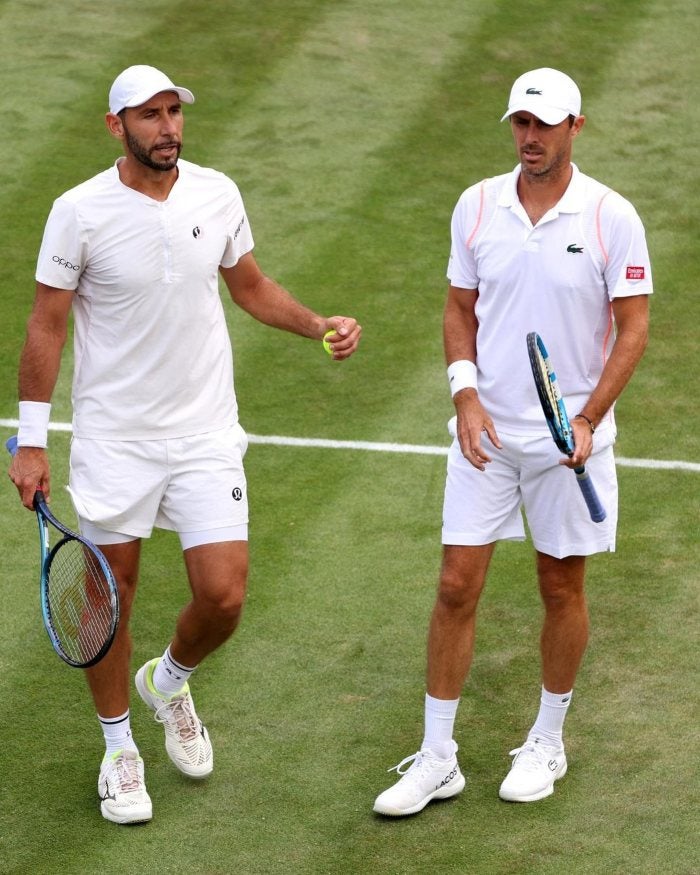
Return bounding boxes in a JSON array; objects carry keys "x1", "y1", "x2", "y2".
[{"x1": 1, "y1": 418, "x2": 699, "y2": 472}]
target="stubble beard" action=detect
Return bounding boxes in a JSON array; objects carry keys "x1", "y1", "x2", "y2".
[
  {"x1": 520, "y1": 145, "x2": 569, "y2": 184},
  {"x1": 123, "y1": 126, "x2": 182, "y2": 172}
]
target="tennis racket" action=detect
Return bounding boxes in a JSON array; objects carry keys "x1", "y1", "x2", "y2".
[
  {"x1": 525, "y1": 333, "x2": 607, "y2": 523},
  {"x1": 6, "y1": 435, "x2": 119, "y2": 667}
]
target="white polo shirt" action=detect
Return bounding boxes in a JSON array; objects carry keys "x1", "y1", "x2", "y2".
[
  {"x1": 447, "y1": 164, "x2": 653, "y2": 434},
  {"x1": 36, "y1": 158, "x2": 254, "y2": 440}
]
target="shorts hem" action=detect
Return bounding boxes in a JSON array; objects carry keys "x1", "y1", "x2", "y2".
[
  {"x1": 532, "y1": 538, "x2": 616, "y2": 559},
  {"x1": 442, "y1": 530, "x2": 526, "y2": 546}
]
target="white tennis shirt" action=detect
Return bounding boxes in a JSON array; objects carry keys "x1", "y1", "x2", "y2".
[
  {"x1": 447, "y1": 164, "x2": 653, "y2": 434},
  {"x1": 36, "y1": 158, "x2": 254, "y2": 440}
]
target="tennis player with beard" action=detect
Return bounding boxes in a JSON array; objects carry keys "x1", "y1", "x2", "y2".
[{"x1": 10, "y1": 65, "x2": 361, "y2": 824}]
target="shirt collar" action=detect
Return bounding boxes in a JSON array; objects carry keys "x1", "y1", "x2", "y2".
[{"x1": 498, "y1": 162, "x2": 584, "y2": 215}]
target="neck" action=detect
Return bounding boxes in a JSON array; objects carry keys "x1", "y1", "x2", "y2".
[
  {"x1": 517, "y1": 163, "x2": 573, "y2": 225},
  {"x1": 116, "y1": 156, "x2": 179, "y2": 201}
]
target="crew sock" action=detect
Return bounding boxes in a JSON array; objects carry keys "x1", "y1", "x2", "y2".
[
  {"x1": 151, "y1": 646, "x2": 196, "y2": 698},
  {"x1": 527, "y1": 686, "x2": 573, "y2": 748},
  {"x1": 99, "y1": 710, "x2": 138, "y2": 758},
  {"x1": 421, "y1": 693, "x2": 460, "y2": 760}
]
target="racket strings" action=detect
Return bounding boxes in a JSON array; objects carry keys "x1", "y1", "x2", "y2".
[
  {"x1": 529, "y1": 343, "x2": 574, "y2": 455},
  {"x1": 46, "y1": 540, "x2": 115, "y2": 664}
]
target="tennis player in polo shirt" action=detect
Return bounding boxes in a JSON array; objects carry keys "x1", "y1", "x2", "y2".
[
  {"x1": 374, "y1": 68, "x2": 652, "y2": 815},
  {"x1": 9, "y1": 65, "x2": 361, "y2": 824}
]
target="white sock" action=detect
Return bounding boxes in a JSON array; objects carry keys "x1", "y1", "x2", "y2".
[
  {"x1": 421, "y1": 693, "x2": 460, "y2": 759},
  {"x1": 527, "y1": 686, "x2": 573, "y2": 748},
  {"x1": 151, "y1": 646, "x2": 196, "y2": 698},
  {"x1": 99, "y1": 710, "x2": 138, "y2": 757}
]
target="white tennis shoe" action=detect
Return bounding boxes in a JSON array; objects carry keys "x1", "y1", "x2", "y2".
[
  {"x1": 498, "y1": 737, "x2": 567, "y2": 802},
  {"x1": 373, "y1": 744, "x2": 465, "y2": 816},
  {"x1": 135, "y1": 658, "x2": 213, "y2": 779},
  {"x1": 98, "y1": 749, "x2": 152, "y2": 824}
]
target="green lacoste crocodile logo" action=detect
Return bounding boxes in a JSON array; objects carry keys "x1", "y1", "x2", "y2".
[
  {"x1": 567, "y1": 243, "x2": 584, "y2": 253},
  {"x1": 526, "y1": 87, "x2": 542, "y2": 95}
]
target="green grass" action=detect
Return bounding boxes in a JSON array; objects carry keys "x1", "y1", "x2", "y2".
[{"x1": 1, "y1": 0, "x2": 698, "y2": 873}]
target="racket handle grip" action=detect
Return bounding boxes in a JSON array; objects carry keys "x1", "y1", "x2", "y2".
[
  {"x1": 574, "y1": 466, "x2": 607, "y2": 523},
  {"x1": 6, "y1": 435, "x2": 18, "y2": 457}
]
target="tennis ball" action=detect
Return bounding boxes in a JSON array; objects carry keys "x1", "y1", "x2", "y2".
[{"x1": 322, "y1": 329, "x2": 336, "y2": 355}]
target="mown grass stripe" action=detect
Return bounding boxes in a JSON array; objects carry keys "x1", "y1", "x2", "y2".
[{"x1": 1, "y1": 419, "x2": 698, "y2": 471}]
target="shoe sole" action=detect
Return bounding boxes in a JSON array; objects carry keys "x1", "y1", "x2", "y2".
[
  {"x1": 498, "y1": 761, "x2": 568, "y2": 803},
  {"x1": 135, "y1": 664, "x2": 213, "y2": 779},
  {"x1": 100, "y1": 800, "x2": 153, "y2": 825},
  {"x1": 373, "y1": 772, "x2": 466, "y2": 817}
]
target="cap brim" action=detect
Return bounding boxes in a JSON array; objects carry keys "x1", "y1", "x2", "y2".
[
  {"x1": 123, "y1": 86, "x2": 195, "y2": 110},
  {"x1": 500, "y1": 102, "x2": 570, "y2": 125}
]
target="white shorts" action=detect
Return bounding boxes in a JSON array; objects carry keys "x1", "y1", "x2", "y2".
[
  {"x1": 442, "y1": 425, "x2": 618, "y2": 559},
  {"x1": 67, "y1": 424, "x2": 249, "y2": 548}
]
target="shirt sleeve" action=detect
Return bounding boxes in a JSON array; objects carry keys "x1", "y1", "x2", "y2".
[
  {"x1": 35, "y1": 198, "x2": 86, "y2": 290},
  {"x1": 446, "y1": 186, "x2": 480, "y2": 290},
  {"x1": 601, "y1": 193, "x2": 653, "y2": 300},
  {"x1": 220, "y1": 179, "x2": 255, "y2": 268}
]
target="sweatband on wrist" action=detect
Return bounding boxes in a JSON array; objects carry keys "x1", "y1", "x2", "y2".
[
  {"x1": 447, "y1": 360, "x2": 477, "y2": 397},
  {"x1": 17, "y1": 401, "x2": 52, "y2": 448}
]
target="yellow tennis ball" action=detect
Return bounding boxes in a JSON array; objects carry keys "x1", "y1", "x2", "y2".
[{"x1": 322, "y1": 329, "x2": 335, "y2": 355}]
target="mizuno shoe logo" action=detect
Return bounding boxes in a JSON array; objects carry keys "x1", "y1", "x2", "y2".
[
  {"x1": 567, "y1": 243, "x2": 584, "y2": 253},
  {"x1": 526, "y1": 87, "x2": 542, "y2": 95}
]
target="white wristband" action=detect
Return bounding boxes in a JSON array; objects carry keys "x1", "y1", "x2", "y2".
[
  {"x1": 447, "y1": 360, "x2": 477, "y2": 397},
  {"x1": 17, "y1": 401, "x2": 52, "y2": 448}
]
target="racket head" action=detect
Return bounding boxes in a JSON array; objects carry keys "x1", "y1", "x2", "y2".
[
  {"x1": 526, "y1": 332, "x2": 574, "y2": 455},
  {"x1": 41, "y1": 534, "x2": 119, "y2": 667},
  {"x1": 6, "y1": 436, "x2": 119, "y2": 666},
  {"x1": 35, "y1": 498, "x2": 119, "y2": 668}
]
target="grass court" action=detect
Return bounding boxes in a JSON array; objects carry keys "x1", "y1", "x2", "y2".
[{"x1": 0, "y1": 1, "x2": 697, "y2": 872}]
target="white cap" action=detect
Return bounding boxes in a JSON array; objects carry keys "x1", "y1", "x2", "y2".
[
  {"x1": 108, "y1": 65, "x2": 195, "y2": 115},
  {"x1": 500, "y1": 68, "x2": 581, "y2": 125}
]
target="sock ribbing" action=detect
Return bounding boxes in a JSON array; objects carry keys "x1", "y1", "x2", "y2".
[{"x1": 422, "y1": 693, "x2": 460, "y2": 759}]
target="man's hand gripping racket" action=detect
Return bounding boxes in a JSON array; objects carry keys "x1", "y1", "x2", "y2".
[
  {"x1": 6, "y1": 435, "x2": 120, "y2": 667},
  {"x1": 526, "y1": 333, "x2": 606, "y2": 523}
]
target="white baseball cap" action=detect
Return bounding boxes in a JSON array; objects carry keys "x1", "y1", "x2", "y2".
[
  {"x1": 500, "y1": 68, "x2": 581, "y2": 125},
  {"x1": 108, "y1": 65, "x2": 195, "y2": 115}
]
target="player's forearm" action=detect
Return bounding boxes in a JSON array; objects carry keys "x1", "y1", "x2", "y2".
[
  {"x1": 443, "y1": 286, "x2": 478, "y2": 366},
  {"x1": 237, "y1": 274, "x2": 326, "y2": 339},
  {"x1": 18, "y1": 324, "x2": 67, "y2": 402},
  {"x1": 579, "y1": 322, "x2": 648, "y2": 427}
]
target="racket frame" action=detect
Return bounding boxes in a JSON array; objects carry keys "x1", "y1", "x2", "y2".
[
  {"x1": 34, "y1": 491, "x2": 120, "y2": 667},
  {"x1": 526, "y1": 332, "x2": 607, "y2": 524},
  {"x1": 6, "y1": 436, "x2": 119, "y2": 667}
]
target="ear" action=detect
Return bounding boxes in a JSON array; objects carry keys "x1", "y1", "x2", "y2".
[
  {"x1": 105, "y1": 112, "x2": 124, "y2": 140},
  {"x1": 571, "y1": 114, "x2": 586, "y2": 138}
]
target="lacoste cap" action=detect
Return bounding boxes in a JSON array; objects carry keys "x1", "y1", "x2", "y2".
[
  {"x1": 108, "y1": 65, "x2": 195, "y2": 115},
  {"x1": 500, "y1": 68, "x2": 581, "y2": 125}
]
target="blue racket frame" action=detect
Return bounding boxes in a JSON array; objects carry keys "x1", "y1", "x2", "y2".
[
  {"x1": 6, "y1": 435, "x2": 119, "y2": 667},
  {"x1": 526, "y1": 333, "x2": 607, "y2": 524}
]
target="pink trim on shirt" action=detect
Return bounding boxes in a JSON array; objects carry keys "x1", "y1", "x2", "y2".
[{"x1": 596, "y1": 190, "x2": 612, "y2": 265}]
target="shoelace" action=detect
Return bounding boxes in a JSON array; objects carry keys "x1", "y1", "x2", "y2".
[
  {"x1": 111, "y1": 754, "x2": 142, "y2": 793},
  {"x1": 387, "y1": 751, "x2": 438, "y2": 779},
  {"x1": 509, "y1": 741, "x2": 559, "y2": 772},
  {"x1": 153, "y1": 693, "x2": 199, "y2": 742}
]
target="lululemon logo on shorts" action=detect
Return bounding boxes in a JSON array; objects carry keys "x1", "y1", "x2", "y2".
[
  {"x1": 232, "y1": 487, "x2": 243, "y2": 501},
  {"x1": 192, "y1": 226, "x2": 202, "y2": 238}
]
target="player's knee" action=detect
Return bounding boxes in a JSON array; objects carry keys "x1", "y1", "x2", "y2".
[
  {"x1": 197, "y1": 581, "x2": 246, "y2": 629},
  {"x1": 436, "y1": 569, "x2": 481, "y2": 615},
  {"x1": 540, "y1": 581, "x2": 587, "y2": 614}
]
